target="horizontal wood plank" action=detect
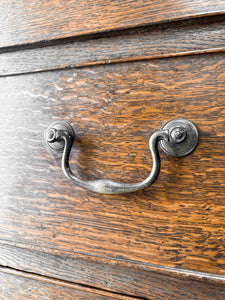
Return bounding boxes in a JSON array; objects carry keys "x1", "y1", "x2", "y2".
[
  {"x1": 1, "y1": 54, "x2": 225, "y2": 281},
  {"x1": 0, "y1": 266, "x2": 138, "y2": 300},
  {"x1": 1, "y1": 17, "x2": 225, "y2": 76},
  {"x1": 1, "y1": 1, "x2": 225, "y2": 48},
  {"x1": 0, "y1": 243, "x2": 225, "y2": 299}
]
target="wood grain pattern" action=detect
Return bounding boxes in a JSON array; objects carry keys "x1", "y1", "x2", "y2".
[
  {"x1": 1, "y1": 53, "x2": 225, "y2": 281},
  {"x1": 1, "y1": 1, "x2": 225, "y2": 48},
  {"x1": 0, "y1": 267, "x2": 138, "y2": 300},
  {"x1": 0, "y1": 242, "x2": 225, "y2": 299},
  {"x1": 2, "y1": 16, "x2": 225, "y2": 76}
]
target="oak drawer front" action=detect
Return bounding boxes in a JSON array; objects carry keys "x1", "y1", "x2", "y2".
[
  {"x1": 1, "y1": 52, "x2": 225, "y2": 279},
  {"x1": 0, "y1": 267, "x2": 137, "y2": 300},
  {"x1": 2, "y1": 2, "x2": 225, "y2": 297},
  {"x1": 1, "y1": 1, "x2": 225, "y2": 48}
]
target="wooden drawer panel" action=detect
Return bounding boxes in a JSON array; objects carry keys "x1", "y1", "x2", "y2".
[
  {"x1": 0, "y1": 267, "x2": 137, "y2": 300},
  {"x1": 1, "y1": 16, "x2": 225, "y2": 77},
  {"x1": 0, "y1": 53, "x2": 225, "y2": 278},
  {"x1": 1, "y1": 1, "x2": 225, "y2": 48},
  {"x1": 1, "y1": 243, "x2": 225, "y2": 299}
]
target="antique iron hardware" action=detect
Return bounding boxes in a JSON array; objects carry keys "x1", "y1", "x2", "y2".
[{"x1": 44, "y1": 118, "x2": 198, "y2": 194}]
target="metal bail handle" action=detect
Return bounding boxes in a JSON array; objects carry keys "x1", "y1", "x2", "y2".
[{"x1": 44, "y1": 118, "x2": 198, "y2": 194}]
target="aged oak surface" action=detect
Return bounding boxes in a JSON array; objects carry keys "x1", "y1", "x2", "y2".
[
  {"x1": 1, "y1": 16, "x2": 225, "y2": 76},
  {"x1": 1, "y1": 0, "x2": 225, "y2": 48},
  {"x1": 0, "y1": 267, "x2": 138, "y2": 300},
  {"x1": 1, "y1": 242, "x2": 225, "y2": 299},
  {"x1": 1, "y1": 54, "x2": 225, "y2": 277},
  {"x1": 1, "y1": 1, "x2": 225, "y2": 298}
]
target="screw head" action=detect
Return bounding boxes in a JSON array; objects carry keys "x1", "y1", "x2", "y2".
[
  {"x1": 160, "y1": 118, "x2": 199, "y2": 157},
  {"x1": 44, "y1": 121, "x2": 75, "y2": 156},
  {"x1": 170, "y1": 126, "x2": 187, "y2": 143},
  {"x1": 46, "y1": 128, "x2": 57, "y2": 143}
]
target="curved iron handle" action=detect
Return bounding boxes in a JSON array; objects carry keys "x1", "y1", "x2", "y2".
[{"x1": 44, "y1": 118, "x2": 198, "y2": 194}]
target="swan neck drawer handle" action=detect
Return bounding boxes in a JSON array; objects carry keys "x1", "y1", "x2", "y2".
[{"x1": 44, "y1": 118, "x2": 198, "y2": 194}]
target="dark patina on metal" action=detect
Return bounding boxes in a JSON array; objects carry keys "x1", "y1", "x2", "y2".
[
  {"x1": 44, "y1": 121, "x2": 75, "y2": 156},
  {"x1": 44, "y1": 118, "x2": 198, "y2": 194},
  {"x1": 159, "y1": 118, "x2": 199, "y2": 157}
]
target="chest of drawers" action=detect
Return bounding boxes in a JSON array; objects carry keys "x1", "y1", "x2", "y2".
[{"x1": 1, "y1": 1, "x2": 225, "y2": 299}]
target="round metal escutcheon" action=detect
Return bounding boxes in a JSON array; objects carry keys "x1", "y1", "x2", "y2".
[
  {"x1": 159, "y1": 118, "x2": 199, "y2": 157},
  {"x1": 44, "y1": 121, "x2": 75, "y2": 155}
]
